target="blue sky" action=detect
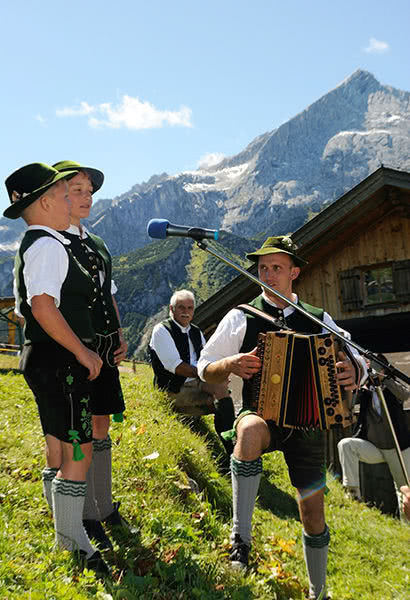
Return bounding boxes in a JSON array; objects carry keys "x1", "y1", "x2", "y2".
[{"x1": 1, "y1": 0, "x2": 409, "y2": 214}]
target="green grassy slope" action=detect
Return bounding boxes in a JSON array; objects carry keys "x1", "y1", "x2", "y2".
[{"x1": 0, "y1": 364, "x2": 409, "y2": 599}]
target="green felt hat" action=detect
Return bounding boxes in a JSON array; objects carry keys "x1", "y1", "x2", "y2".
[
  {"x1": 52, "y1": 160, "x2": 104, "y2": 193},
  {"x1": 246, "y1": 235, "x2": 307, "y2": 267},
  {"x1": 4, "y1": 163, "x2": 78, "y2": 220}
]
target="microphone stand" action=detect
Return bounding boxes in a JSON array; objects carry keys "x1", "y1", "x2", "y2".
[{"x1": 195, "y1": 238, "x2": 410, "y2": 486}]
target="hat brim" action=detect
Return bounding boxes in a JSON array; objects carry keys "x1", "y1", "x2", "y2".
[
  {"x1": 246, "y1": 247, "x2": 307, "y2": 267},
  {"x1": 53, "y1": 163, "x2": 104, "y2": 193},
  {"x1": 3, "y1": 170, "x2": 78, "y2": 219}
]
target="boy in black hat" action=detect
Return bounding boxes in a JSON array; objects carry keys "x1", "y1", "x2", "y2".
[
  {"x1": 197, "y1": 235, "x2": 364, "y2": 600},
  {"x1": 3, "y1": 163, "x2": 109, "y2": 575}
]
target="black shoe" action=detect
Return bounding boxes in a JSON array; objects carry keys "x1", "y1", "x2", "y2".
[
  {"x1": 229, "y1": 534, "x2": 250, "y2": 570},
  {"x1": 103, "y1": 501, "x2": 137, "y2": 534},
  {"x1": 78, "y1": 550, "x2": 111, "y2": 577},
  {"x1": 83, "y1": 519, "x2": 113, "y2": 550}
]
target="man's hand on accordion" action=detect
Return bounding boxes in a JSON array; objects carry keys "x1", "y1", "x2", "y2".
[
  {"x1": 229, "y1": 347, "x2": 262, "y2": 380},
  {"x1": 336, "y1": 350, "x2": 358, "y2": 391}
]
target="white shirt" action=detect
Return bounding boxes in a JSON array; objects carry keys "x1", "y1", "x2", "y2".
[
  {"x1": 150, "y1": 317, "x2": 206, "y2": 380},
  {"x1": 14, "y1": 226, "x2": 71, "y2": 315},
  {"x1": 197, "y1": 292, "x2": 367, "y2": 382}
]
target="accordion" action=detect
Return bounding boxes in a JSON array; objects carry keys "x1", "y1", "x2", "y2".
[{"x1": 250, "y1": 330, "x2": 354, "y2": 430}]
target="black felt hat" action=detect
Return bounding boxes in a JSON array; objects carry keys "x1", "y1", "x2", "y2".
[{"x1": 4, "y1": 163, "x2": 78, "y2": 219}]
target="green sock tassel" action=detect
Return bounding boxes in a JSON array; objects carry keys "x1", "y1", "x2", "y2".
[
  {"x1": 73, "y1": 441, "x2": 85, "y2": 461},
  {"x1": 113, "y1": 412, "x2": 124, "y2": 423},
  {"x1": 68, "y1": 429, "x2": 85, "y2": 461}
]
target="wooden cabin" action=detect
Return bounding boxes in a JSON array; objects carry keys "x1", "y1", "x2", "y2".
[
  {"x1": 0, "y1": 296, "x2": 22, "y2": 349},
  {"x1": 195, "y1": 166, "x2": 410, "y2": 353}
]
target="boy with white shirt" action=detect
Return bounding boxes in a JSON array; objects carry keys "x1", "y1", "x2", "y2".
[
  {"x1": 4, "y1": 163, "x2": 108, "y2": 575},
  {"x1": 52, "y1": 160, "x2": 132, "y2": 550}
]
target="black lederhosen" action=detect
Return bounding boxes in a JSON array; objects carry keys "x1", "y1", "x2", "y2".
[
  {"x1": 20, "y1": 341, "x2": 93, "y2": 445},
  {"x1": 90, "y1": 332, "x2": 125, "y2": 416},
  {"x1": 264, "y1": 422, "x2": 326, "y2": 490}
]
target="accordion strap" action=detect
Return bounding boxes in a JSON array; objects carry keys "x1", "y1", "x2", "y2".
[{"x1": 236, "y1": 303, "x2": 292, "y2": 330}]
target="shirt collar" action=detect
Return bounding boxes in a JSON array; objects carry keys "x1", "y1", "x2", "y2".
[
  {"x1": 27, "y1": 225, "x2": 70, "y2": 245},
  {"x1": 66, "y1": 223, "x2": 89, "y2": 239},
  {"x1": 261, "y1": 291, "x2": 298, "y2": 317},
  {"x1": 170, "y1": 316, "x2": 191, "y2": 334}
]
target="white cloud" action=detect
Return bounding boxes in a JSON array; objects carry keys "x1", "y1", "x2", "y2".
[
  {"x1": 198, "y1": 152, "x2": 225, "y2": 169},
  {"x1": 35, "y1": 114, "x2": 47, "y2": 126},
  {"x1": 56, "y1": 101, "x2": 95, "y2": 117},
  {"x1": 56, "y1": 95, "x2": 192, "y2": 130},
  {"x1": 364, "y1": 37, "x2": 390, "y2": 54}
]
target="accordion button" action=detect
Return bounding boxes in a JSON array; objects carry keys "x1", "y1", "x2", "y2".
[
  {"x1": 319, "y1": 357, "x2": 327, "y2": 366},
  {"x1": 324, "y1": 398, "x2": 332, "y2": 405},
  {"x1": 326, "y1": 408, "x2": 335, "y2": 416},
  {"x1": 324, "y1": 338, "x2": 333, "y2": 347},
  {"x1": 318, "y1": 347, "x2": 326, "y2": 355},
  {"x1": 335, "y1": 415, "x2": 343, "y2": 423}
]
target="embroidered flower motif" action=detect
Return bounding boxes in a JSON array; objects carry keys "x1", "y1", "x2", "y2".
[{"x1": 66, "y1": 374, "x2": 74, "y2": 385}]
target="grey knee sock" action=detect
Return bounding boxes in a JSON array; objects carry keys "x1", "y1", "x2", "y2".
[
  {"x1": 302, "y1": 525, "x2": 330, "y2": 600},
  {"x1": 52, "y1": 477, "x2": 95, "y2": 558},
  {"x1": 82, "y1": 459, "x2": 100, "y2": 520},
  {"x1": 93, "y1": 436, "x2": 114, "y2": 520},
  {"x1": 231, "y1": 455, "x2": 262, "y2": 546},
  {"x1": 42, "y1": 467, "x2": 58, "y2": 510}
]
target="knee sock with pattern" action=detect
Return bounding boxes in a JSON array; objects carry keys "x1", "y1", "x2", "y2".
[
  {"x1": 82, "y1": 458, "x2": 100, "y2": 520},
  {"x1": 52, "y1": 477, "x2": 95, "y2": 558},
  {"x1": 302, "y1": 524, "x2": 330, "y2": 600},
  {"x1": 230, "y1": 455, "x2": 263, "y2": 546},
  {"x1": 92, "y1": 436, "x2": 114, "y2": 520},
  {"x1": 42, "y1": 467, "x2": 58, "y2": 510}
]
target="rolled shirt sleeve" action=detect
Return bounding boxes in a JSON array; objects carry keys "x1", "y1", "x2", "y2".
[
  {"x1": 23, "y1": 237, "x2": 69, "y2": 307},
  {"x1": 197, "y1": 309, "x2": 247, "y2": 380}
]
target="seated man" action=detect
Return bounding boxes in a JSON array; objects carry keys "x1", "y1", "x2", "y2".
[
  {"x1": 338, "y1": 354, "x2": 410, "y2": 521},
  {"x1": 149, "y1": 289, "x2": 235, "y2": 455}
]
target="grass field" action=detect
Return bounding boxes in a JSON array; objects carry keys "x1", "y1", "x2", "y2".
[{"x1": 0, "y1": 359, "x2": 409, "y2": 599}]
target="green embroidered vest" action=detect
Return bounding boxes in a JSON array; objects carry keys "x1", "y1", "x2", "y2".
[{"x1": 60, "y1": 231, "x2": 120, "y2": 334}]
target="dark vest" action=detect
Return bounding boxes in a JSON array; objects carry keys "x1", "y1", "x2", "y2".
[
  {"x1": 240, "y1": 295, "x2": 324, "y2": 409},
  {"x1": 60, "y1": 231, "x2": 120, "y2": 334},
  {"x1": 354, "y1": 387, "x2": 410, "y2": 450},
  {"x1": 15, "y1": 229, "x2": 96, "y2": 345},
  {"x1": 150, "y1": 318, "x2": 203, "y2": 393}
]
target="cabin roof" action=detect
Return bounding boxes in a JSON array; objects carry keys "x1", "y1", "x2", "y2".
[{"x1": 194, "y1": 166, "x2": 410, "y2": 333}]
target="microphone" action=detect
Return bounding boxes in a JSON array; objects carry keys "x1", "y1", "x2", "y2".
[{"x1": 147, "y1": 218, "x2": 219, "y2": 241}]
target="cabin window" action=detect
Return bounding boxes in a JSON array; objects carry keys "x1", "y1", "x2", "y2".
[
  {"x1": 364, "y1": 265, "x2": 395, "y2": 305},
  {"x1": 339, "y1": 259, "x2": 410, "y2": 310}
]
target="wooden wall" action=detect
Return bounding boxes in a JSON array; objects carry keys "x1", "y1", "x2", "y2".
[{"x1": 295, "y1": 211, "x2": 410, "y2": 320}]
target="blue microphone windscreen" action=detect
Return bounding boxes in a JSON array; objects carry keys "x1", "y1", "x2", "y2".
[{"x1": 147, "y1": 218, "x2": 169, "y2": 239}]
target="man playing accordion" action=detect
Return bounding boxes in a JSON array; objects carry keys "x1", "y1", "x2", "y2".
[{"x1": 197, "y1": 235, "x2": 365, "y2": 600}]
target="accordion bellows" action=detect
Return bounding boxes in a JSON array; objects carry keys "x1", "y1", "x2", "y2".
[{"x1": 251, "y1": 331, "x2": 354, "y2": 429}]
